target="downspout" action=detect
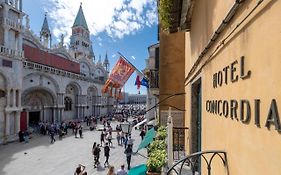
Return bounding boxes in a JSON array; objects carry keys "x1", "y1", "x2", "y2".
[{"x1": 184, "y1": 0, "x2": 246, "y2": 83}]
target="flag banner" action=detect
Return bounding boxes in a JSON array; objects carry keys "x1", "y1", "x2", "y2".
[
  {"x1": 101, "y1": 56, "x2": 135, "y2": 99},
  {"x1": 109, "y1": 57, "x2": 135, "y2": 87},
  {"x1": 135, "y1": 72, "x2": 149, "y2": 89}
]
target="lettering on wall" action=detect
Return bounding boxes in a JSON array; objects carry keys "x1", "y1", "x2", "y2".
[
  {"x1": 213, "y1": 56, "x2": 251, "y2": 88},
  {"x1": 207, "y1": 56, "x2": 280, "y2": 131}
]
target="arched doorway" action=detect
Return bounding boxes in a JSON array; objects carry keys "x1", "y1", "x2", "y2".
[
  {"x1": 64, "y1": 83, "x2": 80, "y2": 120},
  {"x1": 86, "y1": 86, "x2": 97, "y2": 116},
  {"x1": 22, "y1": 88, "x2": 55, "y2": 125}
]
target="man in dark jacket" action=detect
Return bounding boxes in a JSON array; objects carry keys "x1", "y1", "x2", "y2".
[
  {"x1": 124, "y1": 145, "x2": 133, "y2": 170},
  {"x1": 104, "y1": 142, "x2": 110, "y2": 167}
]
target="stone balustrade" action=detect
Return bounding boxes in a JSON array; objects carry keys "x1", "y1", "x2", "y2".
[
  {"x1": 23, "y1": 60, "x2": 106, "y2": 84},
  {"x1": 0, "y1": 45, "x2": 23, "y2": 58}
]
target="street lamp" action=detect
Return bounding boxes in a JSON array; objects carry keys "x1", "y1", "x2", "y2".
[{"x1": 120, "y1": 121, "x2": 133, "y2": 134}]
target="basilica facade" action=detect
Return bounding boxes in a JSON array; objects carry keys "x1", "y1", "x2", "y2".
[{"x1": 0, "y1": 0, "x2": 114, "y2": 144}]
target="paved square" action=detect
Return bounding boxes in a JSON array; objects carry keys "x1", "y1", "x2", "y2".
[{"x1": 0, "y1": 121, "x2": 147, "y2": 175}]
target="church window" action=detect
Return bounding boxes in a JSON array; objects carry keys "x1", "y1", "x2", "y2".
[
  {"x1": 47, "y1": 82, "x2": 50, "y2": 85},
  {"x1": 64, "y1": 97, "x2": 72, "y2": 111},
  {"x1": 30, "y1": 79, "x2": 33, "y2": 82}
]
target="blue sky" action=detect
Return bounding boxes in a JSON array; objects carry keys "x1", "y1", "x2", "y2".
[{"x1": 23, "y1": 0, "x2": 158, "y2": 94}]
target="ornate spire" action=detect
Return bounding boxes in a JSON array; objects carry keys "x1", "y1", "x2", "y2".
[
  {"x1": 40, "y1": 12, "x2": 51, "y2": 36},
  {"x1": 103, "y1": 52, "x2": 109, "y2": 64},
  {"x1": 73, "y1": 3, "x2": 89, "y2": 30}
]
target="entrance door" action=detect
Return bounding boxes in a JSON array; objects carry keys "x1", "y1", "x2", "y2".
[
  {"x1": 20, "y1": 111, "x2": 27, "y2": 131},
  {"x1": 29, "y1": 111, "x2": 40, "y2": 126},
  {"x1": 191, "y1": 79, "x2": 202, "y2": 172}
]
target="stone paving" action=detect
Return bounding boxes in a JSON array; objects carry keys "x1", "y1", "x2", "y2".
[{"x1": 0, "y1": 121, "x2": 147, "y2": 175}]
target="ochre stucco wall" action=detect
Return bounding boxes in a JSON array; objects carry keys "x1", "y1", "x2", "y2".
[
  {"x1": 159, "y1": 31, "x2": 185, "y2": 125},
  {"x1": 185, "y1": 0, "x2": 281, "y2": 174}
]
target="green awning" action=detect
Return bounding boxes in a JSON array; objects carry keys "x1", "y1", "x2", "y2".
[
  {"x1": 137, "y1": 128, "x2": 156, "y2": 151},
  {"x1": 128, "y1": 164, "x2": 147, "y2": 175}
]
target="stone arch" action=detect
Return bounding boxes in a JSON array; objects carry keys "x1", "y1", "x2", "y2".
[
  {"x1": 24, "y1": 72, "x2": 60, "y2": 92},
  {"x1": 22, "y1": 86, "x2": 57, "y2": 107},
  {"x1": 80, "y1": 60, "x2": 91, "y2": 77},
  {"x1": 22, "y1": 86, "x2": 56, "y2": 124},
  {"x1": 64, "y1": 82, "x2": 81, "y2": 119},
  {"x1": 65, "y1": 82, "x2": 81, "y2": 95}
]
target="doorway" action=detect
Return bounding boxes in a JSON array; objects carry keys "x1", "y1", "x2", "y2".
[
  {"x1": 190, "y1": 78, "x2": 202, "y2": 172},
  {"x1": 29, "y1": 111, "x2": 40, "y2": 126}
]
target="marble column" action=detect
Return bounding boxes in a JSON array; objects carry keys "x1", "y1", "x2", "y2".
[
  {"x1": 6, "y1": 88, "x2": 10, "y2": 108},
  {"x1": 18, "y1": 90, "x2": 21, "y2": 108},
  {"x1": 13, "y1": 89, "x2": 16, "y2": 107}
]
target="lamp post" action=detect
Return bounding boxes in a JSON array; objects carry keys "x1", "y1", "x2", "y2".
[{"x1": 120, "y1": 121, "x2": 133, "y2": 134}]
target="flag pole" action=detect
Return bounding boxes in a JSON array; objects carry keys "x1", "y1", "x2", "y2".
[{"x1": 117, "y1": 52, "x2": 148, "y2": 80}]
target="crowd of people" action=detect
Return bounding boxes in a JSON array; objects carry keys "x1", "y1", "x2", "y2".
[{"x1": 17, "y1": 113, "x2": 147, "y2": 175}]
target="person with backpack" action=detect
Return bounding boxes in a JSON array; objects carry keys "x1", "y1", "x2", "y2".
[{"x1": 104, "y1": 142, "x2": 110, "y2": 167}]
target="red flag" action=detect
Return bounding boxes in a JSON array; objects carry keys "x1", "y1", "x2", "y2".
[
  {"x1": 102, "y1": 57, "x2": 135, "y2": 97},
  {"x1": 109, "y1": 57, "x2": 135, "y2": 86}
]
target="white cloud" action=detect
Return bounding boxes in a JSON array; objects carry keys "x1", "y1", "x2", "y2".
[
  {"x1": 42, "y1": 0, "x2": 157, "y2": 42},
  {"x1": 131, "y1": 56, "x2": 136, "y2": 60},
  {"x1": 112, "y1": 54, "x2": 116, "y2": 58}
]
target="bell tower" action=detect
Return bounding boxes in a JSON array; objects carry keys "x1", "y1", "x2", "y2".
[{"x1": 70, "y1": 3, "x2": 94, "y2": 61}]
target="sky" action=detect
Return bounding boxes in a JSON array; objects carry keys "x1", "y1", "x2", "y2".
[{"x1": 23, "y1": 0, "x2": 158, "y2": 94}]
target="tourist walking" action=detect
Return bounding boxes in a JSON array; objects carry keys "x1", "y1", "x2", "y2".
[
  {"x1": 93, "y1": 144, "x2": 101, "y2": 168},
  {"x1": 127, "y1": 136, "x2": 133, "y2": 149},
  {"x1": 116, "y1": 164, "x2": 128, "y2": 175},
  {"x1": 50, "y1": 128, "x2": 56, "y2": 144},
  {"x1": 140, "y1": 129, "x2": 146, "y2": 140},
  {"x1": 92, "y1": 142, "x2": 97, "y2": 155},
  {"x1": 124, "y1": 134, "x2": 128, "y2": 149},
  {"x1": 78, "y1": 124, "x2": 83, "y2": 138},
  {"x1": 104, "y1": 142, "x2": 110, "y2": 167},
  {"x1": 107, "y1": 166, "x2": 116, "y2": 175},
  {"x1": 124, "y1": 145, "x2": 133, "y2": 170},
  {"x1": 107, "y1": 132, "x2": 113, "y2": 146},
  {"x1": 100, "y1": 131, "x2": 105, "y2": 146}
]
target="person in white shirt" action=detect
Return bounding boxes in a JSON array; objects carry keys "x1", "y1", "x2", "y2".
[{"x1": 116, "y1": 164, "x2": 128, "y2": 175}]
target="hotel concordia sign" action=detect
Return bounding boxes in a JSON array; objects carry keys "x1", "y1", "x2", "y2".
[{"x1": 205, "y1": 56, "x2": 281, "y2": 131}]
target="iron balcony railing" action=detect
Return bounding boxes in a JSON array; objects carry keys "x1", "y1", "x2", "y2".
[{"x1": 167, "y1": 150, "x2": 229, "y2": 175}]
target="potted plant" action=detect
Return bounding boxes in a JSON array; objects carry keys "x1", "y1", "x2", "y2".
[
  {"x1": 146, "y1": 126, "x2": 168, "y2": 175},
  {"x1": 147, "y1": 149, "x2": 167, "y2": 175}
]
